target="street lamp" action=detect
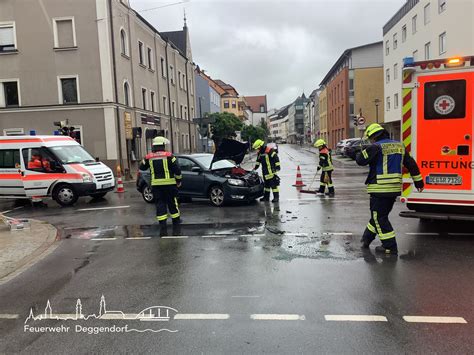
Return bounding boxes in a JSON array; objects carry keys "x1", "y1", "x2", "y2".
[{"x1": 373, "y1": 99, "x2": 380, "y2": 124}]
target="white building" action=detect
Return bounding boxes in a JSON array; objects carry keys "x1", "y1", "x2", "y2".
[{"x1": 383, "y1": 0, "x2": 474, "y2": 139}]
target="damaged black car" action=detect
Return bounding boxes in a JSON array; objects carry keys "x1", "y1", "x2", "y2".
[{"x1": 136, "y1": 139, "x2": 264, "y2": 206}]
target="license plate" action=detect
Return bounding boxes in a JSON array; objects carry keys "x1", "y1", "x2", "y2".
[
  {"x1": 102, "y1": 183, "x2": 112, "y2": 189},
  {"x1": 427, "y1": 174, "x2": 462, "y2": 185}
]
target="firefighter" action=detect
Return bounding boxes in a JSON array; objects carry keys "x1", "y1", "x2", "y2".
[
  {"x1": 252, "y1": 139, "x2": 281, "y2": 202},
  {"x1": 314, "y1": 139, "x2": 335, "y2": 197},
  {"x1": 140, "y1": 136, "x2": 182, "y2": 226},
  {"x1": 356, "y1": 123, "x2": 424, "y2": 255}
]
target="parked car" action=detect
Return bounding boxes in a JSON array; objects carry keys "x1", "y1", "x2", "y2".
[
  {"x1": 342, "y1": 139, "x2": 361, "y2": 157},
  {"x1": 346, "y1": 139, "x2": 371, "y2": 159},
  {"x1": 336, "y1": 138, "x2": 359, "y2": 155},
  {"x1": 136, "y1": 139, "x2": 264, "y2": 207}
]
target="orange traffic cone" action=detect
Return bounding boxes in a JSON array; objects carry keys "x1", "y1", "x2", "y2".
[
  {"x1": 116, "y1": 166, "x2": 125, "y2": 193},
  {"x1": 292, "y1": 165, "x2": 306, "y2": 187}
]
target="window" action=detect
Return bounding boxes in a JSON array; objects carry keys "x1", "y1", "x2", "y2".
[
  {"x1": 224, "y1": 100, "x2": 229, "y2": 109},
  {"x1": 413, "y1": 50, "x2": 418, "y2": 60},
  {"x1": 386, "y1": 97, "x2": 391, "y2": 111},
  {"x1": 424, "y1": 3, "x2": 431, "y2": 25},
  {"x1": 393, "y1": 33, "x2": 398, "y2": 50},
  {"x1": 425, "y1": 42, "x2": 431, "y2": 60},
  {"x1": 184, "y1": 106, "x2": 188, "y2": 120},
  {"x1": 189, "y1": 79, "x2": 193, "y2": 95},
  {"x1": 439, "y1": 0, "x2": 446, "y2": 13},
  {"x1": 0, "y1": 149, "x2": 20, "y2": 169},
  {"x1": 177, "y1": 157, "x2": 198, "y2": 171},
  {"x1": 138, "y1": 41, "x2": 144, "y2": 65},
  {"x1": 162, "y1": 96, "x2": 167, "y2": 114},
  {"x1": 58, "y1": 76, "x2": 79, "y2": 104},
  {"x1": 160, "y1": 57, "x2": 166, "y2": 77},
  {"x1": 424, "y1": 80, "x2": 465, "y2": 120},
  {"x1": 260, "y1": 104, "x2": 265, "y2": 113},
  {"x1": 53, "y1": 18, "x2": 76, "y2": 48},
  {"x1": 150, "y1": 91, "x2": 155, "y2": 112},
  {"x1": 412, "y1": 15, "x2": 417, "y2": 34},
  {"x1": 183, "y1": 74, "x2": 187, "y2": 91},
  {"x1": 394, "y1": 93, "x2": 399, "y2": 109},
  {"x1": 172, "y1": 101, "x2": 176, "y2": 117},
  {"x1": 0, "y1": 23, "x2": 16, "y2": 52},
  {"x1": 439, "y1": 32, "x2": 447, "y2": 54},
  {"x1": 232, "y1": 100, "x2": 236, "y2": 109},
  {"x1": 141, "y1": 88, "x2": 147, "y2": 110},
  {"x1": 386, "y1": 68, "x2": 390, "y2": 83},
  {"x1": 120, "y1": 29, "x2": 128, "y2": 56},
  {"x1": 170, "y1": 66, "x2": 175, "y2": 84},
  {"x1": 124, "y1": 81, "x2": 130, "y2": 106},
  {"x1": 402, "y1": 25, "x2": 407, "y2": 42},
  {"x1": 23, "y1": 148, "x2": 59, "y2": 173},
  {"x1": 178, "y1": 71, "x2": 182, "y2": 89},
  {"x1": 0, "y1": 81, "x2": 20, "y2": 107},
  {"x1": 180, "y1": 104, "x2": 183, "y2": 118},
  {"x1": 349, "y1": 103, "x2": 354, "y2": 115},
  {"x1": 385, "y1": 40, "x2": 389, "y2": 56},
  {"x1": 147, "y1": 47, "x2": 153, "y2": 69},
  {"x1": 394, "y1": 63, "x2": 398, "y2": 80}
]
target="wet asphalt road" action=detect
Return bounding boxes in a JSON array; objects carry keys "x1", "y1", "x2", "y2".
[{"x1": 0, "y1": 144, "x2": 473, "y2": 354}]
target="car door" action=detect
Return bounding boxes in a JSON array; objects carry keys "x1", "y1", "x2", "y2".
[
  {"x1": 0, "y1": 148, "x2": 25, "y2": 197},
  {"x1": 177, "y1": 157, "x2": 205, "y2": 196}
]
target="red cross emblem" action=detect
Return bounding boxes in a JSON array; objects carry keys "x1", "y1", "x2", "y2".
[{"x1": 434, "y1": 95, "x2": 455, "y2": 115}]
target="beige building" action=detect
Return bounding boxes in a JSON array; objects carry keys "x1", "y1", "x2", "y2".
[
  {"x1": 0, "y1": 0, "x2": 197, "y2": 175},
  {"x1": 319, "y1": 87, "x2": 328, "y2": 143}
]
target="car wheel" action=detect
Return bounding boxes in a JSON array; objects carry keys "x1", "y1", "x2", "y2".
[
  {"x1": 90, "y1": 192, "x2": 107, "y2": 199},
  {"x1": 142, "y1": 185, "x2": 155, "y2": 203},
  {"x1": 53, "y1": 184, "x2": 79, "y2": 207},
  {"x1": 209, "y1": 185, "x2": 225, "y2": 207}
]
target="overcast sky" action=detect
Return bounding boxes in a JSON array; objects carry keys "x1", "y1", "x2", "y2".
[{"x1": 130, "y1": 0, "x2": 403, "y2": 109}]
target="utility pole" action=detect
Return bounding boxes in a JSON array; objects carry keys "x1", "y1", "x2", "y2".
[{"x1": 374, "y1": 98, "x2": 380, "y2": 124}]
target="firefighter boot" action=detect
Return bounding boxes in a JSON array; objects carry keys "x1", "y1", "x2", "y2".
[
  {"x1": 172, "y1": 217, "x2": 181, "y2": 225},
  {"x1": 361, "y1": 227, "x2": 376, "y2": 249},
  {"x1": 326, "y1": 186, "x2": 335, "y2": 197},
  {"x1": 375, "y1": 239, "x2": 398, "y2": 255},
  {"x1": 260, "y1": 190, "x2": 270, "y2": 202},
  {"x1": 271, "y1": 192, "x2": 279, "y2": 203}
]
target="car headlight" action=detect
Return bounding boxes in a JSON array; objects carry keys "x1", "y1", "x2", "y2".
[
  {"x1": 227, "y1": 178, "x2": 245, "y2": 186},
  {"x1": 82, "y1": 173, "x2": 92, "y2": 183}
]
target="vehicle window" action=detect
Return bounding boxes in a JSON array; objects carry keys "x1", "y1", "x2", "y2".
[
  {"x1": 48, "y1": 145, "x2": 95, "y2": 164},
  {"x1": 23, "y1": 148, "x2": 59, "y2": 173},
  {"x1": 0, "y1": 149, "x2": 21, "y2": 169},
  {"x1": 178, "y1": 158, "x2": 198, "y2": 172},
  {"x1": 424, "y1": 79, "x2": 466, "y2": 120}
]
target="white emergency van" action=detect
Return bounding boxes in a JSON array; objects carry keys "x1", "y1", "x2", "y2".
[{"x1": 0, "y1": 136, "x2": 115, "y2": 206}]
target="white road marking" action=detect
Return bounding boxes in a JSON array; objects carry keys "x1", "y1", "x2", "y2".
[
  {"x1": 90, "y1": 238, "x2": 117, "y2": 241},
  {"x1": 285, "y1": 232, "x2": 309, "y2": 236},
  {"x1": 201, "y1": 235, "x2": 226, "y2": 238},
  {"x1": 251, "y1": 314, "x2": 305, "y2": 321},
  {"x1": 161, "y1": 236, "x2": 189, "y2": 239},
  {"x1": 323, "y1": 232, "x2": 353, "y2": 236},
  {"x1": 325, "y1": 315, "x2": 388, "y2": 322},
  {"x1": 0, "y1": 314, "x2": 19, "y2": 319},
  {"x1": 174, "y1": 314, "x2": 229, "y2": 320},
  {"x1": 77, "y1": 206, "x2": 130, "y2": 212},
  {"x1": 405, "y1": 232, "x2": 439, "y2": 236},
  {"x1": 125, "y1": 237, "x2": 152, "y2": 240},
  {"x1": 231, "y1": 295, "x2": 260, "y2": 298},
  {"x1": 240, "y1": 234, "x2": 264, "y2": 237},
  {"x1": 403, "y1": 316, "x2": 467, "y2": 324}
]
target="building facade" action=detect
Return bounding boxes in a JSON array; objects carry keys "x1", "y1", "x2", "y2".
[
  {"x1": 244, "y1": 95, "x2": 267, "y2": 126},
  {"x1": 0, "y1": 0, "x2": 197, "y2": 175},
  {"x1": 383, "y1": 0, "x2": 474, "y2": 139},
  {"x1": 309, "y1": 89, "x2": 321, "y2": 143},
  {"x1": 269, "y1": 105, "x2": 289, "y2": 142},
  {"x1": 319, "y1": 87, "x2": 328, "y2": 143},
  {"x1": 287, "y1": 94, "x2": 309, "y2": 144},
  {"x1": 320, "y1": 42, "x2": 383, "y2": 148}
]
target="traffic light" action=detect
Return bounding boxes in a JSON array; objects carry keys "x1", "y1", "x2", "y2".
[
  {"x1": 54, "y1": 120, "x2": 76, "y2": 137},
  {"x1": 352, "y1": 115, "x2": 359, "y2": 126}
]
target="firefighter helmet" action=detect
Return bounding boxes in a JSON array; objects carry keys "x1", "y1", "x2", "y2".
[
  {"x1": 252, "y1": 139, "x2": 265, "y2": 150},
  {"x1": 364, "y1": 123, "x2": 384, "y2": 138},
  {"x1": 152, "y1": 136, "x2": 169, "y2": 146},
  {"x1": 314, "y1": 139, "x2": 326, "y2": 148}
]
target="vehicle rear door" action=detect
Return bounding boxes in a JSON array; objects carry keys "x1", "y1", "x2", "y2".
[
  {"x1": 417, "y1": 72, "x2": 473, "y2": 191},
  {"x1": 0, "y1": 148, "x2": 25, "y2": 197},
  {"x1": 177, "y1": 157, "x2": 205, "y2": 196}
]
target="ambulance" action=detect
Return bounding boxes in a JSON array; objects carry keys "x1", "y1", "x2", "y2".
[
  {"x1": 0, "y1": 136, "x2": 115, "y2": 206},
  {"x1": 399, "y1": 56, "x2": 474, "y2": 220}
]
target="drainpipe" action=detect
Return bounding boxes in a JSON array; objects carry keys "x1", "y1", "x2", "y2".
[
  {"x1": 165, "y1": 41, "x2": 174, "y2": 151},
  {"x1": 185, "y1": 59, "x2": 192, "y2": 153},
  {"x1": 108, "y1": 0, "x2": 124, "y2": 173}
]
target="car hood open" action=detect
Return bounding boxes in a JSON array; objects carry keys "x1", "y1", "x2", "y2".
[{"x1": 211, "y1": 138, "x2": 248, "y2": 166}]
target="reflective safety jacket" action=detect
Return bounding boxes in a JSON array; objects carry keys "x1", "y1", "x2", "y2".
[
  {"x1": 140, "y1": 151, "x2": 182, "y2": 186},
  {"x1": 356, "y1": 138, "x2": 423, "y2": 196},
  {"x1": 255, "y1": 146, "x2": 280, "y2": 181},
  {"x1": 318, "y1": 148, "x2": 334, "y2": 172}
]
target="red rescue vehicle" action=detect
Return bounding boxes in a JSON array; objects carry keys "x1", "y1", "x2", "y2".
[{"x1": 400, "y1": 56, "x2": 474, "y2": 220}]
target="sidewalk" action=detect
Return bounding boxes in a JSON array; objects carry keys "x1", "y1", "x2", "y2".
[{"x1": 0, "y1": 220, "x2": 58, "y2": 285}]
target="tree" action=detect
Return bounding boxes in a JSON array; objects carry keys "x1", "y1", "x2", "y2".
[
  {"x1": 241, "y1": 124, "x2": 266, "y2": 145},
  {"x1": 209, "y1": 112, "x2": 243, "y2": 146}
]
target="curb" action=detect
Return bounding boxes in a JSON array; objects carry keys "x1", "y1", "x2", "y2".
[{"x1": 0, "y1": 220, "x2": 59, "y2": 285}]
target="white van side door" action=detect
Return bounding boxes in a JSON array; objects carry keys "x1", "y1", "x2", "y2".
[
  {"x1": 0, "y1": 148, "x2": 25, "y2": 197},
  {"x1": 21, "y1": 147, "x2": 61, "y2": 198}
]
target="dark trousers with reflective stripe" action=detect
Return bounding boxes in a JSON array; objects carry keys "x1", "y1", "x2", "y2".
[
  {"x1": 362, "y1": 195, "x2": 397, "y2": 250},
  {"x1": 318, "y1": 171, "x2": 334, "y2": 194},
  {"x1": 152, "y1": 185, "x2": 180, "y2": 222},
  {"x1": 263, "y1": 176, "x2": 279, "y2": 199}
]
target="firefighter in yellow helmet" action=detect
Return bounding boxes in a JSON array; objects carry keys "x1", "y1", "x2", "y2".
[
  {"x1": 252, "y1": 139, "x2": 281, "y2": 202},
  {"x1": 314, "y1": 139, "x2": 335, "y2": 197},
  {"x1": 356, "y1": 123, "x2": 424, "y2": 255},
  {"x1": 140, "y1": 136, "x2": 182, "y2": 226}
]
